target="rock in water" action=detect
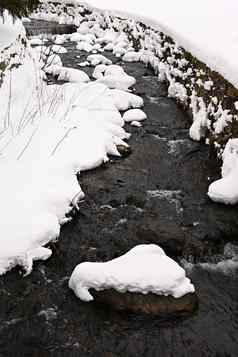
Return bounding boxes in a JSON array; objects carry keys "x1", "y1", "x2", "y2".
[
  {"x1": 92, "y1": 290, "x2": 198, "y2": 316},
  {"x1": 116, "y1": 144, "x2": 132, "y2": 158},
  {"x1": 69, "y1": 244, "x2": 197, "y2": 316}
]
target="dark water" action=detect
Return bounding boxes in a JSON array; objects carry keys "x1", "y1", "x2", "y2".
[
  {"x1": 1, "y1": 22, "x2": 238, "y2": 357},
  {"x1": 25, "y1": 19, "x2": 77, "y2": 36}
]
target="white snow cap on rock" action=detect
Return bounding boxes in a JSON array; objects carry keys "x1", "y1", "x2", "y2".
[
  {"x1": 87, "y1": 54, "x2": 112, "y2": 66},
  {"x1": 123, "y1": 109, "x2": 147, "y2": 123},
  {"x1": 69, "y1": 244, "x2": 195, "y2": 301},
  {"x1": 94, "y1": 64, "x2": 136, "y2": 91},
  {"x1": 45, "y1": 65, "x2": 90, "y2": 83},
  {"x1": 54, "y1": 34, "x2": 67, "y2": 45},
  {"x1": 97, "y1": 74, "x2": 136, "y2": 91},
  {"x1": 208, "y1": 139, "x2": 238, "y2": 204},
  {"x1": 30, "y1": 38, "x2": 44, "y2": 46},
  {"x1": 109, "y1": 89, "x2": 144, "y2": 111},
  {"x1": 122, "y1": 51, "x2": 141, "y2": 62},
  {"x1": 51, "y1": 45, "x2": 68, "y2": 54}
]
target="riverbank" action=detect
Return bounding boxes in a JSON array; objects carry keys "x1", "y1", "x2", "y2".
[{"x1": 0, "y1": 28, "x2": 238, "y2": 355}]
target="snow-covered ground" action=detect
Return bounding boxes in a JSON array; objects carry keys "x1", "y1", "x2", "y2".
[
  {"x1": 88, "y1": 0, "x2": 238, "y2": 89},
  {"x1": 69, "y1": 244, "x2": 195, "y2": 301},
  {"x1": 0, "y1": 11, "x2": 25, "y2": 51},
  {"x1": 0, "y1": 18, "x2": 150, "y2": 274}
]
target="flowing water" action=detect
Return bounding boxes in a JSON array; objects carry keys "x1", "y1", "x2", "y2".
[{"x1": 0, "y1": 20, "x2": 238, "y2": 357}]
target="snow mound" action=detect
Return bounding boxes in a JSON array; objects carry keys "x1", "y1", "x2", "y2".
[
  {"x1": 87, "y1": 54, "x2": 112, "y2": 66},
  {"x1": 123, "y1": 109, "x2": 147, "y2": 123},
  {"x1": 54, "y1": 34, "x2": 67, "y2": 45},
  {"x1": 208, "y1": 139, "x2": 238, "y2": 204},
  {"x1": 69, "y1": 244, "x2": 195, "y2": 301},
  {"x1": 30, "y1": 38, "x2": 44, "y2": 46},
  {"x1": 92, "y1": 64, "x2": 108, "y2": 79},
  {"x1": 109, "y1": 89, "x2": 144, "y2": 111},
  {"x1": 76, "y1": 41, "x2": 93, "y2": 52},
  {"x1": 91, "y1": 63, "x2": 136, "y2": 90},
  {"x1": 51, "y1": 45, "x2": 68, "y2": 54},
  {"x1": 122, "y1": 51, "x2": 141, "y2": 62},
  {"x1": 45, "y1": 65, "x2": 90, "y2": 83},
  {"x1": 97, "y1": 74, "x2": 136, "y2": 91}
]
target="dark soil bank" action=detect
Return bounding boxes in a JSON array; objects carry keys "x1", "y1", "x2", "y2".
[{"x1": 1, "y1": 23, "x2": 238, "y2": 357}]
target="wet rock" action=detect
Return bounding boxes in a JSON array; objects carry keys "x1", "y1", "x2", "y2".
[
  {"x1": 91, "y1": 289, "x2": 198, "y2": 317},
  {"x1": 116, "y1": 145, "x2": 132, "y2": 158}
]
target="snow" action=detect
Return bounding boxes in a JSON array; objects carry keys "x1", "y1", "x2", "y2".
[
  {"x1": 0, "y1": 11, "x2": 25, "y2": 51},
  {"x1": 45, "y1": 54, "x2": 63, "y2": 67},
  {"x1": 88, "y1": 0, "x2": 238, "y2": 89},
  {"x1": 109, "y1": 89, "x2": 144, "y2": 111},
  {"x1": 45, "y1": 65, "x2": 90, "y2": 83},
  {"x1": 189, "y1": 94, "x2": 208, "y2": 141},
  {"x1": 87, "y1": 54, "x2": 112, "y2": 66},
  {"x1": 97, "y1": 73, "x2": 136, "y2": 91},
  {"x1": 122, "y1": 52, "x2": 141, "y2": 63},
  {"x1": 130, "y1": 121, "x2": 142, "y2": 127},
  {"x1": 76, "y1": 41, "x2": 93, "y2": 52},
  {"x1": 123, "y1": 109, "x2": 147, "y2": 123},
  {"x1": 30, "y1": 38, "x2": 44, "y2": 46},
  {"x1": 51, "y1": 45, "x2": 68, "y2": 54},
  {"x1": 54, "y1": 34, "x2": 67, "y2": 45},
  {"x1": 208, "y1": 139, "x2": 238, "y2": 205},
  {"x1": 0, "y1": 41, "x2": 140, "y2": 274},
  {"x1": 92, "y1": 64, "x2": 136, "y2": 90},
  {"x1": 69, "y1": 244, "x2": 195, "y2": 301}
]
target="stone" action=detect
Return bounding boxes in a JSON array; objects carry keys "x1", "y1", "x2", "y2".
[{"x1": 91, "y1": 289, "x2": 198, "y2": 317}]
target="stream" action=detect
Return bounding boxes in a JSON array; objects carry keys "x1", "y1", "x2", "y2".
[{"x1": 0, "y1": 20, "x2": 238, "y2": 357}]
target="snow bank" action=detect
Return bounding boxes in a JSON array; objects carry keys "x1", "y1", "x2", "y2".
[
  {"x1": 69, "y1": 244, "x2": 195, "y2": 301},
  {"x1": 88, "y1": 0, "x2": 238, "y2": 89},
  {"x1": 0, "y1": 11, "x2": 25, "y2": 51},
  {"x1": 0, "y1": 41, "x2": 141, "y2": 274}
]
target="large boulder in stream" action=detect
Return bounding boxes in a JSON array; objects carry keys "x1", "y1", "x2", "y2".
[{"x1": 69, "y1": 244, "x2": 198, "y2": 316}]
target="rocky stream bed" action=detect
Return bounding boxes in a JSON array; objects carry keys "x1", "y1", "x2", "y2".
[{"x1": 0, "y1": 20, "x2": 238, "y2": 357}]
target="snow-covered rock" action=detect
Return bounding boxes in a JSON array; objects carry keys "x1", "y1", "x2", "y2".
[
  {"x1": 54, "y1": 34, "x2": 67, "y2": 45},
  {"x1": 45, "y1": 65, "x2": 90, "y2": 83},
  {"x1": 97, "y1": 74, "x2": 136, "y2": 91},
  {"x1": 104, "y1": 65, "x2": 125, "y2": 77},
  {"x1": 30, "y1": 38, "x2": 44, "y2": 46},
  {"x1": 109, "y1": 89, "x2": 144, "y2": 111},
  {"x1": 87, "y1": 54, "x2": 112, "y2": 66},
  {"x1": 208, "y1": 139, "x2": 238, "y2": 204},
  {"x1": 51, "y1": 45, "x2": 68, "y2": 54},
  {"x1": 92, "y1": 64, "x2": 108, "y2": 79},
  {"x1": 76, "y1": 41, "x2": 93, "y2": 52},
  {"x1": 123, "y1": 109, "x2": 147, "y2": 123},
  {"x1": 131, "y1": 121, "x2": 142, "y2": 127},
  {"x1": 69, "y1": 244, "x2": 195, "y2": 302},
  {"x1": 122, "y1": 51, "x2": 141, "y2": 62}
]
